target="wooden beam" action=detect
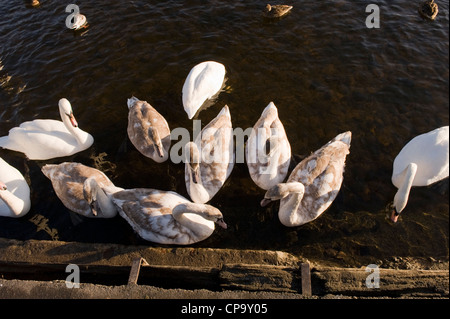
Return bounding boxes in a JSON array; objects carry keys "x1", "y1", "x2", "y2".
[
  {"x1": 300, "y1": 262, "x2": 312, "y2": 296},
  {"x1": 127, "y1": 257, "x2": 148, "y2": 285}
]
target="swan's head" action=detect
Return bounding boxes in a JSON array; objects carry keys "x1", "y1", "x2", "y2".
[
  {"x1": 59, "y1": 98, "x2": 78, "y2": 128},
  {"x1": 385, "y1": 201, "x2": 400, "y2": 223},
  {"x1": 265, "y1": 4, "x2": 272, "y2": 12},
  {"x1": 83, "y1": 177, "x2": 100, "y2": 216},
  {"x1": 0, "y1": 181, "x2": 7, "y2": 191},
  {"x1": 200, "y1": 204, "x2": 227, "y2": 229},
  {"x1": 185, "y1": 142, "x2": 201, "y2": 184},
  {"x1": 261, "y1": 182, "x2": 305, "y2": 207}
]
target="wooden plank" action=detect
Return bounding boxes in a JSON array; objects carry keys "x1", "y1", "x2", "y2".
[
  {"x1": 128, "y1": 258, "x2": 148, "y2": 285},
  {"x1": 301, "y1": 262, "x2": 312, "y2": 296},
  {"x1": 219, "y1": 264, "x2": 300, "y2": 293}
]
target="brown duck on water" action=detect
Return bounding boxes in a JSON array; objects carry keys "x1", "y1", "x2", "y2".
[
  {"x1": 263, "y1": 4, "x2": 293, "y2": 18},
  {"x1": 419, "y1": 0, "x2": 438, "y2": 21}
]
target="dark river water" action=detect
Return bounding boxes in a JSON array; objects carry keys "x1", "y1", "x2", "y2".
[{"x1": 0, "y1": 0, "x2": 448, "y2": 266}]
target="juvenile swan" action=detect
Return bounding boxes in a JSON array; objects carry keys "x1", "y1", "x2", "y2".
[
  {"x1": 261, "y1": 131, "x2": 351, "y2": 227},
  {"x1": 111, "y1": 188, "x2": 227, "y2": 245}
]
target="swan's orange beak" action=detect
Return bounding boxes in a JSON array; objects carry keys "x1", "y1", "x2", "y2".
[
  {"x1": 69, "y1": 113, "x2": 78, "y2": 128},
  {"x1": 390, "y1": 208, "x2": 400, "y2": 223}
]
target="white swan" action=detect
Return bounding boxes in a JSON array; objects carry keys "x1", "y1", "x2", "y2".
[
  {"x1": 41, "y1": 162, "x2": 123, "y2": 218},
  {"x1": 390, "y1": 126, "x2": 449, "y2": 222},
  {"x1": 71, "y1": 13, "x2": 88, "y2": 30},
  {"x1": 127, "y1": 96, "x2": 171, "y2": 163},
  {"x1": 0, "y1": 98, "x2": 94, "y2": 160},
  {"x1": 185, "y1": 105, "x2": 234, "y2": 204},
  {"x1": 0, "y1": 157, "x2": 31, "y2": 217},
  {"x1": 111, "y1": 188, "x2": 227, "y2": 245},
  {"x1": 246, "y1": 102, "x2": 291, "y2": 190},
  {"x1": 261, "y1": 131, "x2": 351, "y2": 227},
  {"x1": 182, "y1": 61, "x2": 226, "y2": 119}
]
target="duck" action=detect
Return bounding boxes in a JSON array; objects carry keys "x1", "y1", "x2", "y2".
[
  {"x1": 0, "y1": 98, "x2": 94, "y2": 160},
  {"x1": 263, "y1": 4, "x2": 293, "y2": 18},
  {"x1": 41, "y1": 162, "x2": 123, "y2": 218},
  {"x1": 246, "y1": 102, "x2": 291, "y2": 190},
  {"x1": 127, "y1": 96, "x2": 171, "y2": 163},
  {"x1": 182, "y1": 61, "x2": 226, "y2": 119},
  {"x1": 418, "y1": 0, "x2": 439, "y2": 21},
  {"x1": 389, "y1": 126, "x2": 449, "y2": 223},
  {"x1": 71, "y1": 13, "x2": 89, "y2": 30},
  {"x1": 111, "y1": 188, "x2": 227, "y2": 245},
  {"x1": 0, "y1": 157, "x2": 31, "y2": 218},
  {"x1": 185, "y1": 105, "x2": 234, "y2": 204},
  {"x1": 261, "y1": 131, "x2": 351, "y2": 227}
]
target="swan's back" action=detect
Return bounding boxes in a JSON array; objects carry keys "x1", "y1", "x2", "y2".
[
  {"x1": 393, "y1": 126, "x2": 449, "y2": 187},
  {"x1": 127, "y1": 97, "x2": 171, "y2": 162},
  {"x1": 246, "y1": 102, "x2": 291, "y2": 190},
  {"x1": 186, "y1": 105, "x2": 234, "y2": 202},
  {"x1": 0, "y1": 157, "x2": 31, "y2": 217},
  {"x1": 182, "y1": 61, "x2": 226, "y2": 119}
]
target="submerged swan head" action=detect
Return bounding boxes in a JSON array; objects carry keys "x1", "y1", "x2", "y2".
[{"x1": 260, "y1": 182, "x2": 305, "y2": 206}]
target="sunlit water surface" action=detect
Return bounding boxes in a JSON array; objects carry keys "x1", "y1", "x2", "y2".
[{"x1": 0, "y1": 0, "x2": 448, "y2": 266}]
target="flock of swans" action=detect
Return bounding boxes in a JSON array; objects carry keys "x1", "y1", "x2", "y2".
[
  {"x1": 0, "y1": 1, "x2": 448, "y2": 245},
  {"x1": 1, "y1": 59, "x2": 448, "y2": 245}
]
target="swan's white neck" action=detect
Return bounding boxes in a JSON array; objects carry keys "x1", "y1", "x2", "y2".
[
  {"x1": 278, "y1": 182, "x2": 305, "y2": 226},
  {"x1": 393, "y1": 163, "x2": 418, "y2": 214},
  {"x1": 188, "y1": 172, "x2": 210, "y2": 204},
  {"x1": 85, "y1": 179, "x2": 120, "y2": 218},
  {"x1": 0, "y1": 189, "x2": 28, "y2": 217},
  {"x1": 59, "y1": 107, "x2": 88, "y2": 146}
]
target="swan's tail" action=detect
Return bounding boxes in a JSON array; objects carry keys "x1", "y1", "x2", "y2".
[{"x1": 332, "y1": 131, "x2": 352, "y2": 147}]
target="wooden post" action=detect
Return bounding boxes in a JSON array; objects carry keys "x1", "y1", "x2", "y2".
[
  {"x1": 301, "y1": 262, "x2": 312, "y2": 296},
  {"x1": 128, "y1": 257, "x2": 149, "y2": 285}
]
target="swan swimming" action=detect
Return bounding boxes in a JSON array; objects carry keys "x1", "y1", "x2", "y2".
[
  {"x1": 127, "y1": 96, "x2": 171, "y2": 163},
  {"x1": 261, "y1": 131, "x2": 351, "y2": 227},
  {"x1": 41, "y1": 162, "x2": 123, "y2": 218},
  {"x1": 0, "y1": 157, "x2": 31, "y2": 218},
  {"x1": 390, "y1": 126, "x2": 449, "y2": 222},
  {"x1": 246, "y1": 102, "x2": 291, "y2": 190},
  {"x1": 182, "y1": 61, "x2": 226, "y2": 119},
  {"x1": 111, "y1": 188, "x2": 227, "y2": 245},
  {"x1": 0, "y1": 98, "x2": 94, "y2": 160},
  {"x1": 185, "y1": 105, "x2": 234, "y2": 204}
]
